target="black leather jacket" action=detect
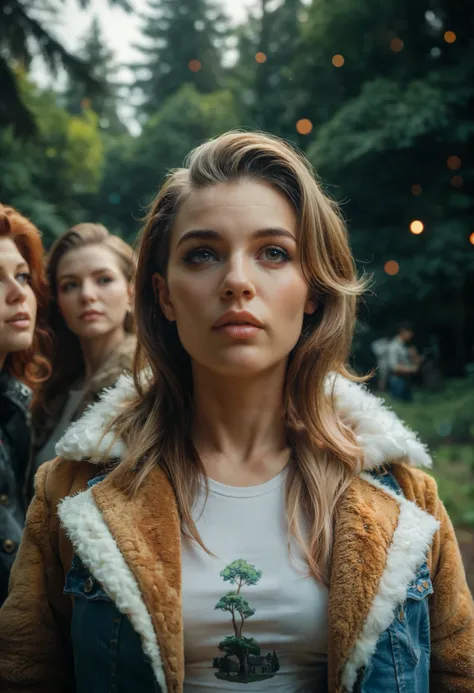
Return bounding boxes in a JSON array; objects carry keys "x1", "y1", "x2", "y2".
[{"x1": 0, "y1": 370, "x2": 32, "y2": 606}]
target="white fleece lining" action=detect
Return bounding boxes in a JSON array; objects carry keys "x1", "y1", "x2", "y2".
[
  {"x1": 58, "y1": 489, "x2": 168, "y2": 693},
  {"x1": 340, "y1": 473, "x2": 440, "y2": 692},
  {"x1": 56, "y1": 373, "x2": 432, "y2": 471}
]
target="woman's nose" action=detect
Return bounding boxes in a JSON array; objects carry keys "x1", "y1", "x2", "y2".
[
  {"x1": 219, "y1": 256, "x2": 256, "y2": 299},
  {"x1": 7, "y1": 279, "x2": 28, "y2": 304},
  {"x1": 79, "y1": 279, "x2": 97, "y2": 302}
]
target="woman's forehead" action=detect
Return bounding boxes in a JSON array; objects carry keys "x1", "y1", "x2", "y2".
[
  {"x1": 172, "y1": 180, "x2": 297, "y2": 238},
  {"x1": 0, "y1": 237, "x2": 27, "y2": 267}
]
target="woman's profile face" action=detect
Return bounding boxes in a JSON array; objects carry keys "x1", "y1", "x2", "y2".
[
  {"x1": 56, "y1": 244, "x2": 131, "y2": 342},
  {"x1": 156, "y1": 179, "x2": 316, "y2": 377},
  {"x1": 0, "y1": 237, "x2": 37, "y2": 364}
]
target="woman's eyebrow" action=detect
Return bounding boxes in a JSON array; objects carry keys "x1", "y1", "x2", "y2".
[
  {"x1": 58, "y1": 268, "x2": 111, "y2": 281},
  {"x1": 176, "y1": 227, "x2": 296, "y2": 248}
]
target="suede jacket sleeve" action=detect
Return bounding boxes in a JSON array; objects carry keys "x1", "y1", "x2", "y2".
[
  {"x1": 0, "y1": 462, "x2": 74, "y2": 693},
  {"x1": 429, "y1": 482, "x2": 474, "y2": 692}
]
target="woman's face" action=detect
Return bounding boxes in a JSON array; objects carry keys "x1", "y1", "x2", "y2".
[
  {"x1": 57, "y1": 244, "x2": 131, "y2": 342},
  {"x1": 0, "y1": 237, "x2": 37, "y2": 367},
  {"x1": 155, "y1": 179, "x2": 316, "y2": 377}
]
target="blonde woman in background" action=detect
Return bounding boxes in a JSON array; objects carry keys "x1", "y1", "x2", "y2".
[
  {"x1": 0, "y1": 133, "x2": 472, "y2": 693},
  {"x1": 31, "y1": 223, "x2": 136, "y2": 485}
]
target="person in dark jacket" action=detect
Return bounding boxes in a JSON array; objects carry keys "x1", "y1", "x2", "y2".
[{"x1": 0, "y1": 204, "x2": 50, "y2": 605}]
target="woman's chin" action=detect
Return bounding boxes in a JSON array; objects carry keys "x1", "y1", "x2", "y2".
[
  {"x1": 198, "y1": 353, "x2": 284, "y2": 379},
  {"x1": 72, "y1": 323, "x2": 112, "y2": 340},
  {"x1": 4, "y1": 332, "x2": 34, "y2": 354}
]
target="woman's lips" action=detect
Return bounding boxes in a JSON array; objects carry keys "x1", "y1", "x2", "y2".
[
  {"x1": 7, "y1": 317, "x2": 31, "y2": 330},
  {"x1": 80, "y1": 311, "x2": 104, "y2": 322},
  {"x1": 214, "y1": 324, "x2": 262, "y2": 339}
]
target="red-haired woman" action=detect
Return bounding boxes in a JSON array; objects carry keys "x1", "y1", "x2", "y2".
[{"x1": 0, "y1": 204, "x2": 50, "y2": 605}]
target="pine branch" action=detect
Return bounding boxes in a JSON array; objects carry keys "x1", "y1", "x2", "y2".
[{"x1": 0, "y1": 58, "x2": 37, "y2": 138}]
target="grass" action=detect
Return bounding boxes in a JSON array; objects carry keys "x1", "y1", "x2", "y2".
[{"x1": 382, "y1": 375, "x2": 474, "y2": 527}]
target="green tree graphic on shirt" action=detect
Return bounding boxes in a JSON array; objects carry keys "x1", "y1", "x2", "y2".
[{"x1": 212, "y1": 559, "x2": 280, "y2": 683}]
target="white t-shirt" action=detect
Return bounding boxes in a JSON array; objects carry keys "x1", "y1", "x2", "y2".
[{"x1": 181, "y1": 467, "x2": 329, "y2": 692}]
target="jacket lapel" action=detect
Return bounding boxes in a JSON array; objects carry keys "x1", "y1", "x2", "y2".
[
  {"x1": 329, "y1": 473, "x2": 439, "y2": 692},
  {"x1": 59, "y1": 466, "x2": 183, "y2": 693}
]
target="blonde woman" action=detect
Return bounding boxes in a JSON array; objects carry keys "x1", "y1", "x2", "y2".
[
  {"x1": 31, "y1": 223, "x2": 136, "y2": 482},
  {"x1": 0, "y1": 132, "x2": 472, "y2": 693}
]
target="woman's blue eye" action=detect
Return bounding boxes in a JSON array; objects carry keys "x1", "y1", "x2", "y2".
[
  {"x1": 261, "y1": 246, "x2": 291, "y2": 263},
  {"x1": 16, "y1": 272, "x2": 32, "y2": 285},
  {"x1": 97, "y1": 276, "x2": 113, "y2": 284},
  {"x1": 184, "y1": 248, "x2": 216, "y2": 265}
]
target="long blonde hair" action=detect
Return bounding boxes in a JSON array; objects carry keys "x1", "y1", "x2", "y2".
[
  {"x1": 110, "y1": 131, "x2": 367, "y2": 583},
  {"x1": 32, "y1": 223, "x2": 136, "y2": 426}
]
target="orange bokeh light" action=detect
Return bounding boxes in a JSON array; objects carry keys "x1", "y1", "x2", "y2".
[
  {"x1": 390, "y1": 38, "x2": 404, "y2": 52},
  {"x1": 410, "y1": 220, "x2": 424, "y2": 235},
  {"x1": 411, "y1": 184, "x2": 422, "y2": 196},
  {"x1": 296, "y1": 118, "x2": 313, "y2": 135},
  {"x1": 451, "y1": 176, "x2": 463, "y2": 188},
  {"x1": 444, "y1": 31, "x2": 456, "y2": 44},
  {"x1": 470, "y1": 233, "x2": 474, "y2": 246},
  {"x1": 384, "y1": 260, "x2": 400, "y2": 276},
  {"x1": 255, "y1": 52, "x2": 267, "y2": 63},
  {"x1": 188, "y1": 59, "x2": 202, "y2": 72},
  {"x1": 332, "y1": 54, "x2": 345, "y2": 67},
  {"x1": 447, "y1": 155, "x2": 461, "y2": 170}
]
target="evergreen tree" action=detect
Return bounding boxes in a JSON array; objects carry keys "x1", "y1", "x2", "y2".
[
  {"x1": 0, "y1": 0, "x2": 131, "y2": 137},
  {"x1": 296, "y1": 0, "x2": 474, "y2": 372},
  {"x1": 231, "y1": 0, "x2": 305, "y2": 136},
  {"x1": 132, "y1": 0, "x2": 229, "y2": 118},
  {"x1": 64, "y1": 17, "x2": 126, "y2": 134}
]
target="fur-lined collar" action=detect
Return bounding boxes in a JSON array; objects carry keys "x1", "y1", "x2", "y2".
[{"x1": 56, "y1": 373, "x2": 432, "y2": 472}]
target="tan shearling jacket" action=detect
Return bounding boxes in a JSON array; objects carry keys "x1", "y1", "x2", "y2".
[{"x1": 0, "y1": 375, "x2": 473, "y2": 692}]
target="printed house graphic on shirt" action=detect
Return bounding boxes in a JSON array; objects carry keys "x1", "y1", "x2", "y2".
[{"x1": 212, "y1": 559, "x2": 281, "y2": 684}]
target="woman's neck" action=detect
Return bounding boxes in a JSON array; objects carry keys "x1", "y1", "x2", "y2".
[
  {"x1": 191, "y1": 362, "x2": 290, "y2": 486},
  {"x1": 80, "y1": 327, "x2": 125, "y2": 382}
]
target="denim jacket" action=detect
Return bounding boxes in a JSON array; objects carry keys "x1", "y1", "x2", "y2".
[{"x1": 63, "y1": 470, "x2": 432, "y2": 693}]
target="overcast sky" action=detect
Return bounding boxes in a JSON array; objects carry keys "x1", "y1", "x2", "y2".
[
  {"x1": 52, "y1": 0, "x2": 255, "y2": 67},
  {"x1": 32, "y1": 0, "x2": 258, "y2": 130}
]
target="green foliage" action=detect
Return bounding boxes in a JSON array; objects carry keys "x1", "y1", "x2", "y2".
[
  {"x1": 308, "y1": 75, "x2": 472, "y2": 169},
  {"x1": 271, "y1": 651, "x2": 280, "y2": 672},
  {"x1": 385, "y1": 377, "x2": 474, "y2": 526},
  {"x1": 77, "y1": 84, "x2": 239, "y2": 241},
  {"x1": 215, "y1": 592, "x2": 255, "y2": 621},
  {"x1": 0, "y1": 0, "x2": 131, "y2": 136},
  {"x1": 0, "y1": 73, "x2": 104, "y2": 245},
  {"x1": 64, "y1": 17, "x2": 127, "y2": 135},
  {"x1": 132, "y1": 0, "x2": 228, "y2": 116},
  {"x1": 135, "y1": 84, "x2": 239, "y2": 179},
  {"x1": 385, "y1": 375, "x2": 474, "y2": 447},
  {"x1": 220, "y1": 559, "x2": 263, "y2": 590}
]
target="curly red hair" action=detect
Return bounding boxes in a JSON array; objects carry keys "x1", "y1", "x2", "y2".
[{"x1": 0, "y1": 204, "x2": 51, "y2": 388}]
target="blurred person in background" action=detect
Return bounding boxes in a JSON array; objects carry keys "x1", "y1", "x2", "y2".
[
  {"x1": 371, "y1": 335, "x2": 390, "y2": 391},
  {"x1": 0, "y1": 133, "x2": 473, "y2": 693},
  {"x1": 387, "y1": 321, "x2": 423, "y2": 402},
  {"x1": 0, "y1": 204, "x2": 50, "y2": 605},
  {"x1": 30, "y1": 223, "x2": 136, "y2": 490}
]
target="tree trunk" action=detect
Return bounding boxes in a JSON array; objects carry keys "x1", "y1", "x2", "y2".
[{"x1": 237, "y1": 645, "x2": 249, "y2": 679}]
